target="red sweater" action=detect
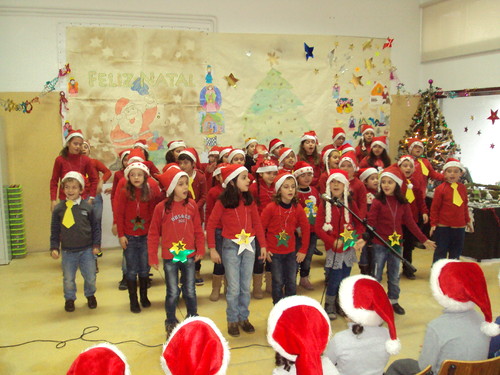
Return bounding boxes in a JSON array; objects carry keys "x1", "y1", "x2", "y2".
[
  {"x1": 144, "y1": 160, "x2": 160, "y2": 179},
  {"x1": 50, "y1": 153, "x2": 98, "y2": 200},
  {"x1": 201, "y1": 162, "x2": 218, "y2": 189},
  {"x1": 84, "y1": 158, "x2": 111, "y2": 198},
  {"x1": 349, "y1": 177, "x2": 368, "y2": 219},
  {"x1": 111, "y1": 170, "x2": 125, "y2": 203},
  {"x1": 355, "y1": 144, "x2": 371, "y2": 164},
  {"x1": 297, "y1": 186, "x2": 320, "y2": 232},
  {"x1": 367, "y1": 196, "x2": 428, "y2": 246},
  {"x1": 359, "y1": 156, "x2": 385, "y2": 169},
  {"x1": 206, "y1": 184, "x2": 224, "y2": 229},
  {"x1": 114, "y1": 178, "x2": 162, "y2": 237},
  {"x1": 318, "y1": 172, "x2": 328, "y2": 195},
  {"x1": 430, "y1": 182, "x2": 470, "y2": 227},
  {"x1": 414, "y1": 157, "x2": 444, "y2": 186},
  {"x1": 148, "y1": 198, "x2": 205, "y2": 264},
  {"x1": 315, "y1": 200, "x2": 364, "y2": 252},
  {"x1": 299, "y1": 154, "x2": 321, "y2": 187},
  {"x1": 249, "y1": 179, "x2": 275, "y2": 214},
  {"x1": 401, "y1": 176, "x2": 428, "y2": 223},
  {"x1": 206, "y1": 199, "x2": 267, "y2": 249},
  {"x1": 261, "y1": 202, "x2": 310, "y2": 254}
]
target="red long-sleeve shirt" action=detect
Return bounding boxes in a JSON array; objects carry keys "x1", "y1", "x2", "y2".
[
  {"x1": 84, "y1": 158, "x2": 111, "y2": 198},
  {"x1": 430, "y1": 182, "x2": 470, "y2": 227},
  {"x1": 50, "y1": 153, "x2": 98, "y2": 200},
  {"x1": 367, "y1": 196, "x2": 428, "y2": 246},
  {"x1": 359, "y1": 156, "x2": 385, "y2": 169},
  {"x1": 143, "y1": 160, "x2": 160, "y2": 179},
  {"x1": 414, "y1": 157, "x2": 444, "y2": 186},
  {"x1": 349, "y1": 177, "x2": 368, "y2": 219},
  {"x1": 148, "y1": 198, "x2": 205, "y2": 264},
  {"x1": 114, "y1": 178, "x2": 162, "y2": 237},
  {"x1": 299, "y1": 155, "x2": 321, "y2": 187},
  {"x1": 355, "y1": 144, "x2": 371, "y2": 164},
  {"x1": 110, "y1": 170, "x2": 125, "y2": 203},
  {"x1": 261, "y1": 201, "x2": 310, "y2": 254},
  {"x1": 318, "y1": 172, "x2": 328, "y2": 195},
  {"x1": 401, "y1": 176, "x2": 428, "y2": 223},
  {"x1": 249, "y1": 179, "x2": 275, "y2": 214},
  {"x1": 206, "y1": 199, "x2": 267, "y2": 249},
  {"x1": 206, "y1": 184, "x2": 224, "y2": 229},
  {"x1": 297, "y1": 186, "x2": 320, "y2": 232}
]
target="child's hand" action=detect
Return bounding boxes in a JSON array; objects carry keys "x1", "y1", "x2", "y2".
[
  {"x1": 429, "y1": 226, "x2": 436, "y2": 237},
  {"x1": 210, "y1": 248, "x2": 221, "y2": 264},
  {"x1": 354, "y1": 239, "x2": 366, "y2": 251},
  {"x1": 151, "y1": 264, "x2": 159, "y2": 271},
  {"x1": 50, "y1": 200, "x2": 57, "y2": 212},
  {"x1": 119, "y1": 236, "x2": 128, "y2": 249},
  {"x1": 424, "y1": 239, "x2": 436, "y2": 251},
  {"x1": 466, "y1": 222, "x2": 474, "y2": 233},
  {"x1": 104, "y1": 187, "x2": 112, "y2": 195},
  {"x1": 264, "y1": 248, "x2": 272, "y2": 262},
  {"x1": 50, "y1": 250, "x2": 60, "y2": 259},
  {"x1": 296, "y1": 252, "x2": 306, "y2": 263},
  {"x1": 422, "y1": 213, "x2": 429, "y2": 224},
  {"x1": 111, "y1": 224, "x2": 118, "y2": 236},
  {"x1": 92, "y1": 248, "x2": 100, "y2": 255},
  {"x1": 194, "y1": 253, "x2": 203, "y2": 262}
]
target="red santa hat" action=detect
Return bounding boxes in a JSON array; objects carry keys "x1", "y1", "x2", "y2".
[
  {"x1": 339, "y1": 143, "x2": 355, "y2": 154},
  {"x1": 430, "y1": 259, "x2": 499, "y2": 337},
  {"x1": 157, "y1": 167, "x2": 188, "y2": 197},
  {"x1": 293, "y1": 161, "x2": 314, "y2": 178},
  {"x1": 269, "y1": 138, "x2": 284, "y2": 154},
  {"x1": 133, "y1": 139, "x2": 148, "y2": 150},
  {"x1": 361, "y1": 124, "x2": 375, "y2": 135},
  {"x1": 179, "y1": 147, "x2": 201, "y2": 170},
  {"x1": 221, "y1": 164, "x2": 248, "y2": 188},
  {"x1": 442, "y1": 158, "x2": 465, "y2": 172},
  {"x1": 161, "y1": 316, "x2": 230, "y2": 375},
  {"x1": 339, "y1": 151, "x2": 358, "y2": 172},
  {"x1": 323, "y1": 169, "x2": 350, "y2": 230},
  {"x1": 358, "y1": 167, "x2": 378, "y2": 182},
  {"x1": 218, "y1": 146, "x2": 233, "y2": 161},
  {"x1": 321, "y1": 148, "x2": 340, "y2": 172},
  {"x1": 228, "y1": 148, "x2": 245, "y2": 163},
  {"x1": 253, "y1": 144, "x2": 269, "y2": 160},
  {"x1": 62, "y1": 171, "x2": 85, "y2": 190},
  {"x1": 331, "y1": 127, "x2": 346, "y2": 143},
  {"x1": 65, "y1": 129, "x2": 84, "y2": 145},
  {"x1": 244, "y1": 137, "x2": 258, "y2": 149},
  {"x1": 124, "y1": 162, "x2": 150, "y2": 180},
  {"x1": 115, "y1": 98, "x2": 130, "y2": 115},
  {"x1": 267, "y1": 295, "x2": 331, "y2": 375},
  {"x1": 407, "y1": 138, "x2": 425, "y2": 153},
  {"x1": 380, "y1": 165, "x2": 404, "y2": 187},
  {"x1": 256, "y1": 158, "x2": 278, "y2": 174},
  {"x1": 274, "y1": 170, "x2": 297, "y2": 193},
  {"x1": 371, "y1": 136, "x2": 388, "y2": 150},
  {"x1": 208, "y1": 146, "x2": 221, "y2": 157},
  {"x1": 278, "y1": 147, "x2": 295, "y2": 166},
  {"x1": 167, "y1": 140, "x2": 186, "y2": 152},
  {"x1": 300, "y1": 130, "x2": 319, "y2": 145},
  {"x1": 339, "y1": 275, "x2": 401, "y2": 355},
  {"x1": 128, "y1": 148, "x2": 146, "y2": 164},
  {"x1": 119, "y1": 149, "x2": 131, "y2": 163},
  {"x1": 397, "y1": 155, "x2": 415, "y2": 167},
  {"x1": 213, "y1": 163, "x2": 230, "y2": 177},
  {"x1": 67, "y1": 343, "x2": 130, "y2": 375}
]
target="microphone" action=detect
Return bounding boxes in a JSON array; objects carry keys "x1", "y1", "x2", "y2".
[{"x1": 321, "y1": 194, "x2": 338, "y2": 205}]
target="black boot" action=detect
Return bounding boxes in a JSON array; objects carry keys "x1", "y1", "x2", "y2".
[
  {"x1": 139, "y1": 276, "x2": 151, "y2": 308},
  {"x1": 335, "y1": 294, "x2": 346, "y2": 318},
  {"x1": 127, "y1": 279, "x2": 141, "y2": 313},
  {"x1": 358, "y1": 264, "x2": 371, "y2": 276}
]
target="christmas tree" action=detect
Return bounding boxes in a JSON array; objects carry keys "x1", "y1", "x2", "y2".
[
  {"x1": 398, "y1": 79, "x2": 459, "y2": 170},
  {"x1": 242, "y1": 68, "x2": 309, "y2": 149}
]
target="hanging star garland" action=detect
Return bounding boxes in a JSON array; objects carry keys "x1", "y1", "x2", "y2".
[
  {"x1": 267, "y1": 51, "x2": 280, "y2": 67},
  {"x1": 304, "y1": 42, "x2": 314, "y2": 60},
  {"x1": 276, "y1": 230, "x2": 291, "y2": 247},
  {"x1": 383, "y1": 37, "x2": 394, "y2": 49},
  {"x1": 340, "y1": 227, "x2": 358, "y2": 251},
  {"x1": 487, "y1": 109, "x2": 499, "y2": 125},
  {"x1": 131, "y1": 216, "x2": 145, "y2": 231},
  {"x1": 224, "y1": 73, "x2": 239, "y2": 87},
  {"x1": 169, "y1": 240, "x2": 195, "y2": 263},
  {"x1": 350, "y1": 74, "x2": 363, "y2": 87},
  {"x1": 232, "y1": 229, "x2": 255, "y2": 255}
]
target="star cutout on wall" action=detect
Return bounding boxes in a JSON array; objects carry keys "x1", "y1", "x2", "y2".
[
  {"x1": 365, "y1": 57, "x2": 375, "y2": 72},
  {"x1": 304, "y1": 42, "x2": 314, "y2": 60},
  {"x1": 224, "y1": 73, "x2": 239, "y2": 87},
  {"x1": 388, "y1": 231, "x2": 401, "y2": 246},
  {"x1": 487, "y1": 109, "x2": 499, "y2": 124},
  {"x1": 464, "y1": 127, "x2": 468, "y2": 132},
  {"x1": 477, "y1": 130, "x2": 482, "y2": 135},
  {"x1": 362, "y1": 39, "x2": 373, "y2": 50},
  {"x1": 102, "y1": 47, "x2": 113, "y2": 58},
  {"x1": 383, "y1": 37, "x2": 394, "y2": 49},
  {"x1": 350, "y1": 74, "x2": 363, "y2": 87},
  {"x1": 348, "y1": 44, "x2": 354, "y2": 50},
  {"x1": 89, "y1": 37, "x2": 102, "y2": 48},
  {"x1": 383, "y1": 58, "x2": 392, "y2": 67},
  {"x1": 267, "y1": 51, "x2": 280, "y2": 66},
  {"x1": 275, "y1": 230, "x2": 291, "y2": 247},
  {"x1": 232, "y1": 229, "x2": 255, "y2": 255},
  {"x1": 490, "y1": 143, "x2": 495, "y2": 149}
]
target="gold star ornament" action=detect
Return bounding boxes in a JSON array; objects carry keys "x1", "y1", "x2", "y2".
[
  {"x1": 350, "y1": 74, "x2": 363, "y2": 87},
  {"x1": 224, "y1": 73, "x2": 239, "y2": 87},
  {"x1": 388, "y1": 231, "x2": 401, "y2": 247}
]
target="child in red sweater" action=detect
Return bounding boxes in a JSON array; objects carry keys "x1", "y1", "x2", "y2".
[
  {"x1": 202, "y1": 145, "x2": 220, "y2": 189},
  {"x1": 430, "y1": 158, "x2": 472, "y2": 263},
  {"x1": 297, "y1": 131, "x2": 321, "y2": 187},
  {"x1": 149, "y1": 167, "x2": 205, "y2": 338},
  {"x1": 164, "y1": 140, "x2": 186, "y2": 164},
  {"x1": 315, "y1": 169, "x2": 366, "y2": 320},
  {"x1": 244, "y1": 137, "x2": 258, "y2": 172},
  {"x1": 359, "y1": 136, "x2": 391, "y2": 170},
  {"x1": 332, "y1": 127, "x2": 346, "y2": 149},
  {"x1": 133, "y1": 139, "x2": 160, "y2": 179},
  {"x1": 339, "y1": 152, "x2": 368, "y2": 219},
  {"x1": 115, "y1": 162, "x2": 162, "y2": 313},
  {"x1": 318, "y1": 148, "x2": 341, "y2": 194},
  {"x1": 206, "y1": 164, "x2": 267, "y2": 337},
  {"x1": 261, "y1": 171, "x2": 310, "y2": 304},
  {"x1": 407, "y1": 138, "x2": 444, "y2": 188},
  {"x1": 368, "y1": 165, "x2": 435, "y2": 315},
  {"x1": 355, "y1": 124, "x2": 375, "y2": 163},
  {"x1": 293, "y1": 161, "x2": 320, "y2": 290},
  {"x1": 269, "y1": 138, "x2": 285, "y2": 165}
]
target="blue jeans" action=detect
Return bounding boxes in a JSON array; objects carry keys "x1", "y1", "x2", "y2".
[
  {"x1": 432, "y1": 226, "x2": 465, "y2": 263},
  {"x1": 213, "y1": 228, "x2": 225, "y2": 275},
  {"x1": 124, "y1": 235, "x2": 149, "y2": 280},
  {"x1": 61, "y1": 248, "x2": 96, "y2": 300},
  {"x1": 325, "y1": 262, "x2": 351, "y2": 297},
  {"x1": 271, "y1": 252, "x2": 298, "y2": 304},
  {"x1": 221, "y1": 237, "x2": 255, "y2": 323},
  {"x1": 372, "y1": 243, "x2": 401, "y2": 302},
  {"x1": 163, "y1": 257, "x2": 197, "y2": 324},
  {"x1": 91, "y1": 194, "x2": 103, "y2": 230},
  {"x1": 295, "y1": 232, "x2": 317, "y2": 277}
]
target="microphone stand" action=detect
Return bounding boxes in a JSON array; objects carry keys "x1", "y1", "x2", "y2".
[{"x1": 325, "y1": 195, "x2": 417, "y2": 273}]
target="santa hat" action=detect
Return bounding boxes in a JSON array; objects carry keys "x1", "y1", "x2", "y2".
[
  {"x1": 359, "y1": 167, "x2": 378, "y2": 183},
  {"x1": 82, "y1": 139, "x2": 91, "y2": 152},
  {"x1": 269, "y1": 138, "x2": 284, "y2": 154},
  {"x1": 361, "y1": 124, "x2": 375, "y2": 135},
  {"x1": 256, "y1": 158, "x2": 278, "y2": 174},
  {"x1": 442, "y1": 158, "x2": 465, "y2": 172},
  {"x1": 253, "y1": 144, "x2": 269, "y2": 160},
  {"x1": 331, "y1": 127, "x2": 346, "y2": 143},
  {"x1": 221, "y1": 164, "x2": 247, "y2": 188},
  {"x1": 300, "y1": 131, "x2": 320, "y2": 145},
  {"x1": 274, "y1": 171, "x2": 296, "y2": 193},
  {"x1": 157, "y1": 167, "x2": 188, "y2": 197},
  {"x1": 133, "y1": 139, "x2": 148, "y2": 150},
  {"x1": 128, "y1": 148, "x2": 146, "y2": 164},
  {"x1": 267, "y1": 295, "x2": 331, "y2": 375},
  {"x1": 380, "y1": 165, "x2": 404, "y2": 187},
  {"x1": 339, "y1": 152, "x2": 358, "y2": 172},
  {"x1": 179, "y1": 148, "x2": 201, "y2": 170},
  {"x1": 339, "y1": 143, "x2": 355, "y2": 154},
  {"x1": 67, "y1": 343, "x2": 130, "y2": 375},
  {"x1": 208, "y1": 146, "x2": 221, "y2": 157},
  {"x1": 278, "y1": 148, "x2": 295, "y2": 166},
  {"x1": 167, "y1": 140, "x2": 186, "y2": 152},
  {"x1": 119, "y1": 149, "x2": 131, "y2": 163},
  {"x1": 124, "y1": 162, "x2": 150, "y2": 180},
  {"x1": 244, "y1": 137, "x2": 258, "y2": 149},
  {"x1": 430, "y1": 259, "x2": 499, "y2": 337},
  {"x1": 65, "y1": 129, "x2": 84, "y2": 145},
  {"x1": 407, "y1": 138, "x2": 425, "y2": 153},
  {"x1": 62, "y1": 171, "x2": 85, "y2": 190},
  {"x1": 323, "y1": 169, "x2": 350, "y2": 231},
  {"x1": 293, "y1": 161, "x2": 314, "y2": 178},
  {"x1": 397, "y1": 155, "x2": 415, "y2": 167},
  {"x1": 371, "y1": 136, "x2": 388, "y2": 150},
  {"x1": 339, "y1": 275, "x2": 401, "y2": 355},
  {"x1": 322, "y1": 148, "x2": 340, "y2": 172},
  {"x1": 218, "y1": 146, "x2": 233, "y2": 161},
  {"x1": 161, "y1": 316, "x2": 230, "y2": 375},
  {"x1": 115, "y1": 98, "x2": 130, "y2": 115},
  {"x1": 213, "y1": 163, "x2": 230, "y2": 177},
  {"x1": 228, "y1": 148, "x2": 245, "y2": 163}
]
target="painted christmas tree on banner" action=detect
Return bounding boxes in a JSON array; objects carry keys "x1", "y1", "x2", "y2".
[{"x1": 242, "y1": 68, "x2": 309, "y2": 149}]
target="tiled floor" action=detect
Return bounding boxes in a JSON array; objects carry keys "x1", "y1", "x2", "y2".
[{"x1": 0, "y1": 248, "x2": 498, "y2": 374}]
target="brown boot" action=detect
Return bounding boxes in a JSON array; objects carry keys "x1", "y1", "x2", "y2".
[
  {"x1": 252, "y1": 273, "x2": 264, "y2": 299},
  {"x1": 209, "y1": 274, "x2": 223, "y2": 302},
  {"x1": 227, "y1": 322, "x2": 240, "y2": 337},
  {"x1": 265, "y1": 271, "x2": 272, "y2": 294},
  {"x1": 299, "y1": 276, "x2": 314, "y2": 291}
]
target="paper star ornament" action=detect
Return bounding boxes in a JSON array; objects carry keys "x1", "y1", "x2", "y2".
[
  {"x1": 388, "y1": 231, "x2": 401, "y2": 246},
  {"x1": 267, "y1": 51, "x2": 280, "y2": 67},
  {"x1": 232, "y1": 229, "x2": 255, "y2": 255},
  {"x1": 362, "y1": 39, "x2": 373, "y2": 50},
  {"x1": 224, "y1": 73, "x2": 239, "y2": 87},
  {"x1": 487, "y1": 109, "x2": 499, "y2": 125},
  {"x1": 304, "y1": 43, "x2": 314, "y2": 60},
  {"x1": 169, "y1": 240, "x2": 195, "y2": 263},
  {"x1": 276, "y1": 230, "x2": 291, "y2": 247},
  {"x1": 383, "y1": 37, "x2": 394, "y2": 49},
  {"x1": 340, "y1": 227, "x2": 359, "y2": 251},
  {"x1": 131, "y1": 216, "x2": 145, "y2": 231},
  {"x1": 365, "y1": 58, "x2": 375, "y2": 72},
  {"x1": 350, "y1": 74, "x2": 363, "y2": 87}
]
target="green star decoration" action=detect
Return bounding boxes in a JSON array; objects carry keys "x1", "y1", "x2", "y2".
[
  {"x1": 131, "y1": 216, "x2": 145, "y2": 231},
  {"x1": 169, "y1": 241, "x2": 195, "y2": 263},
  {"x1": 275, "y1": 230, "x2": 291, "y2": 247}
]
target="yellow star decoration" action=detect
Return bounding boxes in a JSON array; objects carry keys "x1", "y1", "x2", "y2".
[
  {"x1": 362, "y1": 39, "x2": 373, "y2": 50},
  {"x1": 267, "y1": 51, "x2": 280, "y2": 67},
  {"x1": 224, "y1": 73, "x2": 239, "y2": 87},
  {"x1": 388, "y1": 231, "x2": 401, "y2": 247},
  {"x1": 350, "y1": 74, "x2": 363, "y2": 87},
  {"x1": 365, "y1": 57, "x2": 375, "y2": 72},
  {"x1": 340, "y1": 228, "x2": 354, "y2": 242},
  {"x1": 232, "y1": 229, "x2": 255, "y2": 255},
  {"x1": 170, "y1": 240, "x2": 186, "y2": 254},
  {"x1": 314, "y1": 69, "x2": 319, "y2": 75}
]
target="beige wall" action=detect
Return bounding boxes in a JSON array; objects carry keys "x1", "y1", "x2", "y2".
[{"x1": 388, "y1": 95, "x2": 421, "y2": 161}]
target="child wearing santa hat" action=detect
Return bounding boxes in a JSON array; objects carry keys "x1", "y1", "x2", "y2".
[
  {"x1": 164, "y1": 140, "x2": 186, "y2": 164},
  {"x1": 331, "y1": 127, "x2": 346, "y2": 149},
  {"x1": 367, "y1": 165, "x2": 435, "y2": 315},
  {"x1": 206, "y1": 164, "x2": 267, "y2": 337},
  {"x1": 133, "y1": 139, "x2": 160, "y2": 179},
  {"x1": 244, "y1": 137, "x2": 258, "y2": 172},
  {"x1": 202, "y1": 145, "x2": 220, "y2": 189},
  {"x1": 260, "y1": 171, "x2": 310, "y2": 304},
  {"x1": 359, "y1": 136, "x2": 391, "y2": 171},
  {"x1": 297, "y1": 131, "x2": 322, "y2": 187},
  {"x1": 269, "y1": 138, "x2": 285, "y2": 164},
  {"x1": 339, "y1": 152, "x2": 368, "y2": 219},
  {"x1": 386, "y1": 259, "x2": 499, "y2": 375},
  {"x1": 355, "y1": 124, "x2": 375, "y2": 163},
  {"x1": 318, "y1": 148, "x2": 341, "y2": 195},
  {"x1": 406, "y1": 138, "x2": 444, "y2": 188},
  {"x1": 315, "y1": 169, "x2": 366, "y2": 320},
  {"x1": 278, "y1": 147, "x2": 297, "y2": 173},
  {"x1": 148, "y1": 167, "x2": 205, "y2": 338},
  {"x1": 325, "y1": 275, "x2": 401, "y2": 375},
  {"x1": 429, "y1": 158, "x2": 472, "y2": 263}
]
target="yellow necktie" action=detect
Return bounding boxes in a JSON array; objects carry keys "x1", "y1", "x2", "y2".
[
  {"x1": 418, "y1": 159, "x2": 429, "y2": 176},
  {"x1": 451, "y1": 183, "x2": 463, "y2": 207},
  {"x1": 62, "y1": 200, "x2": 75, "y2": 228},
  {"x1": 188, "y1": 177, "x2": 196, "y2": 200},
  {"x1": 406, "y1": 180, "x2": 415, "y2": 204}
]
